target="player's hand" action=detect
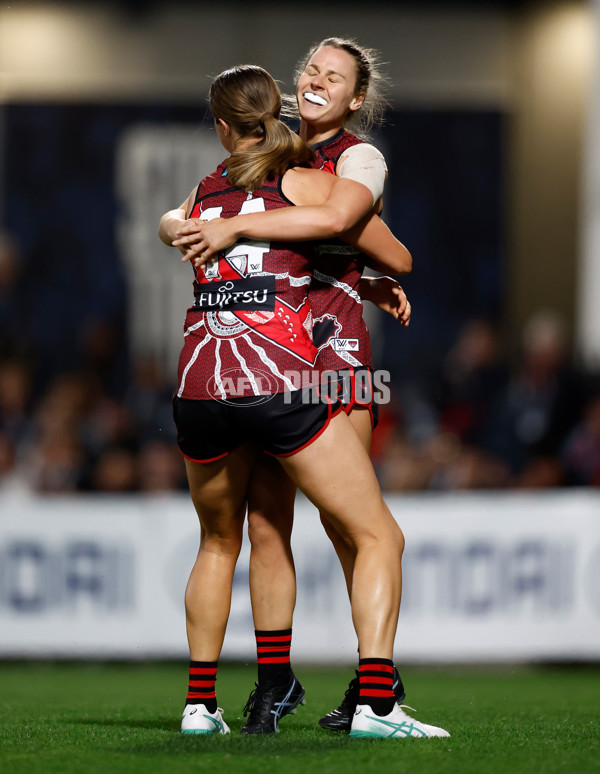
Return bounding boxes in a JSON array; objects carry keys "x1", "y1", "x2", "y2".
[
  {"x1": 391, "y1": 284, "x2": 411, "y2": 326},
  {"x1": 173, "y1": 217, "x2": 238, "y2": 267},
  {"x1": 365, "y1": 276, "x2": 411, "y2": 326},
  {"x1": 172, "y1": 218, "x2": 212, "y2": 267}
]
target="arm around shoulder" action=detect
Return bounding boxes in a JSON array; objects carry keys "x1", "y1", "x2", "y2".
[{"x1": 226, "y1": 171, "x2": 375, "y2": 244}]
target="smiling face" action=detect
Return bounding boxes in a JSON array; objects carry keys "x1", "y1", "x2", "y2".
[{"x1": 296, "y1": 46, "x2": 365, "y2": 142}]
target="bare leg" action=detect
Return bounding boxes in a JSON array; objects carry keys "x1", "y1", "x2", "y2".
[
  {"x1": 183, "y1": 446, "x2": 256, "y2": 661},
  {"x1": 280, "y1": 411, "x2": 404, "y2": 660},
  {"x1": 247, "y1": 409, "x2": 371, "y2": 630},
  {"x1": 320, "y1": 408, "x2": 372, "y2": 596},
  {"x1": 247, "y1": 453, "x2": 297, "y2": 631}
]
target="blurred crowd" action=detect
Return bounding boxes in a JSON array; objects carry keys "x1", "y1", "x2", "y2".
[
  {"x1": 372, "y1": 314, "x2": 600, "y2": 490},
  {"x1": 0, "y1": 229, "x2": 186, "y2": 494},
  {"x1": 1, "y1": 230, "x2": 600, "y2": 494},
  {"x1": 0, "y1": 354, "x2": 186, "y2": 494}
]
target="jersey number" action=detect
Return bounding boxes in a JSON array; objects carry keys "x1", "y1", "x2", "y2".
[{"x1": 200, "y1": 197, "x2": 271, "y2": 279}]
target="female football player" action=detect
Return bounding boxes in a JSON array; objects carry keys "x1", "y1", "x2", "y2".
[
  {"x1": 167, "y1": 39, "x2": 423, "y2": 735},
  {"x1": 161, "y1": 64, "x2": 448, "y2": 740}
]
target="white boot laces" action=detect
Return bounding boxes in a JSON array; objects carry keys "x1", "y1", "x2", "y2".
[{"x1": 399, "y1": 704, "x2": 417, "y2": 713}]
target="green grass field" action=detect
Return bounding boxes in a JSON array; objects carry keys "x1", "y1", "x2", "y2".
[{"x1": 0, "y1": 662, "x2": 599, "y2": 774}]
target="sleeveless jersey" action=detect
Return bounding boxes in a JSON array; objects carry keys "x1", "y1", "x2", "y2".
[
  {"x1": 308, "y1": 129, "x2": 373, "y2": 371},
  {"x1": 177, "y1": 163, "x2": 319, "y2": 401}
]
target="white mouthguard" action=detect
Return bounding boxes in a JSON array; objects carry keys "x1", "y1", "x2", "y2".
[{"x1": 303, "y1": 92, "x2": 327, "y2": 106}]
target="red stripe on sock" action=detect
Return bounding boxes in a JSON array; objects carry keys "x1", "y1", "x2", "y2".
[
  {"x1": 359, "y1": 675, "x2": 393, "y2": 685},
  {"x1": 256, "y1": 656, "x2": 291, "y2": 664},
  {"x1": 189, "y1": 668, "x2": 217, "y2": 676},
  {"x1": 255, "y1": 636, "x2": 292, "y2": 643},
  {"x1": 361, "y1": 689, "x2": 395, "y2": 698}
]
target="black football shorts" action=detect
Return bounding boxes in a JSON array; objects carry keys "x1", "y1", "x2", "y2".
[
  {"x1": 173, "y1": 389, "x2": 344, "y2": 463},
  {"x1": 325, "y1": 368, "x2": 379, "y2": 429}
]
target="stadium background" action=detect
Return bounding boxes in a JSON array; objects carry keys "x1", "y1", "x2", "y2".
[{"x1": 1, "y1": 0, "x2": 600, "y2": 666}]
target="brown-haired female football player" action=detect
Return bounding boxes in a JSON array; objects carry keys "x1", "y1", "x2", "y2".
[{"x1": 161, "y1": 62, "x2": 448, "y2": 740}]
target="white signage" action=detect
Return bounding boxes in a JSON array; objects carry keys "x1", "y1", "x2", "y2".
[{"x1": 0, "y1": 491, "x2": 599, "y2": 662}]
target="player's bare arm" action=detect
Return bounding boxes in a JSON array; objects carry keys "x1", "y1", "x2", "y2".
[
  {"x1": 158, "y1": 187, "x2": 197, "y2": 251},
  {"x1": 172, "y1": 174, "x2": 373, "y2": 260},
  {"x1": 172, "y1": 170, "x2": 411, "y2": 276},
  {"x1": 343, "y1": 213, "x2": 412, "y2": 275}
]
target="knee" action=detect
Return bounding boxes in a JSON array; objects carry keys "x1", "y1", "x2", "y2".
[
  {"x1": 396, "y1": 525, "x2": 405, "y2": 558},
  {"x1": 247, "y1": 507, "x2": 292, "y2": 552},
  {"x1": 247, "y1": 509, "x2": 273, "y2": 549},
  {"x1": 376, "y1": 523, "x2": 405, "y2": 560},
  {"x1": 372, "y1": 517, "x2": 405, "y2": 560},
  {"x1": 201, "y1": 524, "x2": 244, "y2": 558},
  {"x1": 382, "y1": 504, "x2": 405, "y2": 558},
  {"x1": 320, "y1": 513, "x2": 356, "y2": 556}
]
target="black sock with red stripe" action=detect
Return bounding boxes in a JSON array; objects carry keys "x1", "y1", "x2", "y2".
[
  {"x1": 255, "y1": 628, "x2": 293, "y2": 685},
  {"x1": 185, "y1": 660, "x2": 218, "y2": 713},
  {"x1": 358, "y1": 658, "x2": 396, "y2": 716}
]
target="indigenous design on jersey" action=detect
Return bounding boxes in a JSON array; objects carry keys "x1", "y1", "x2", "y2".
[
  {"x1": 177, "y1": 163, "x2": 319, "y2": 401},
  {"x1": 309, "y1": 129, "x2": 373, "y2": 370}
]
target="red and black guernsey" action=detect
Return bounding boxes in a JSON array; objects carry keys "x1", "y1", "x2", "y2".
[
  {"x1": 177, "y1": 162, "x2": 319, "y2": 401},
  {"x1": 308, "y1": 129, "x2": 373, "y2": 371}
]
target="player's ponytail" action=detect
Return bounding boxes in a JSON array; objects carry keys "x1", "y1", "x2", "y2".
[{"x1": 209, "y1": 65, "x2": 313, "y2": 191}]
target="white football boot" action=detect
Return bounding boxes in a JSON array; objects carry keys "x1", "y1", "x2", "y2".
[
  {"x1": 350, "y1": 703, "x2": 450, "y2": 739},
  {"x1": 181, "y1": 703, "x2": 230, "y2": 735}
]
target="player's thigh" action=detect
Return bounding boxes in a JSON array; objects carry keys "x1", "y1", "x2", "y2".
[
  {"x1": 279, "y1": 411, "x2": 386, "y2": 540},
  {"x1": 184, "y1": 444, "x2": 256, "y2": 534},
  {"x1": 347, "y1": 406, "x2": 373, "y2": 452}
]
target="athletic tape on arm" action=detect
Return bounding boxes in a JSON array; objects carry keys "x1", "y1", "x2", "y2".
[{"x1": 336, "y1": 144, "x2": 388, "y2": 204}]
